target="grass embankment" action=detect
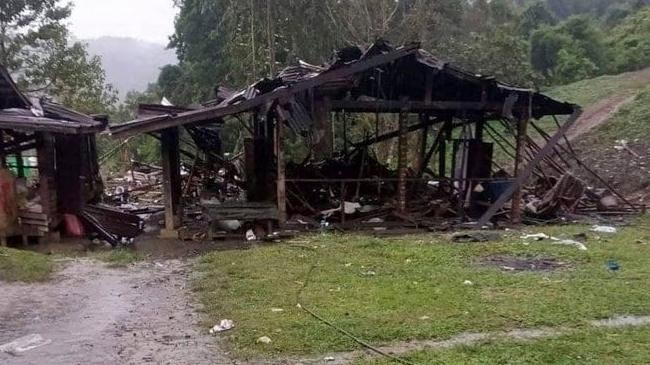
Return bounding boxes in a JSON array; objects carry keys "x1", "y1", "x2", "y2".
[
  {"x1": 546, "y1": 68, "x2": 650, "y2": 107},
  {"x1": 579, "y1": 85, "x2": 650, "y2": 144},
  {"x1": 357, "y1": 326, "x2": 650, "y2": 365},
  {"x1": 91, "y1": 248, "x2": 143, "y2": 268},
  {"x1": 0, "y1": 247, "x2": 54, "y2": 282},
  {"x1": 194, "y1": 220, "x2": 650, "y2": 358}
]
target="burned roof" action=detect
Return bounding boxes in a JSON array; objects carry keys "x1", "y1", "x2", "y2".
[
  {"x1": 110, "y1": 41, "x2": 577, "y2": 138},
  {"x1": 0, "y1": 67, "x2": 30, "y2": 110},
  {"x1": 0, "y1": 66, "x2": 105, "y2": 134}
]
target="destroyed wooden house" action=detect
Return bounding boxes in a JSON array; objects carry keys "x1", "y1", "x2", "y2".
[
  {"x1": 0, "y1": 66, "x2": 140, "y2": 245},
  {"x1": 110, "y1": 41, "x2": 634, "y2": 238}
]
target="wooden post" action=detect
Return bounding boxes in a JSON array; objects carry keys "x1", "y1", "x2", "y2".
[
  {"x1": 397, "y1": 102, "x2": 409, "y2": 213},
  {"x1": 511, "y1": 118, "x2": 529, "y2": 224},
  {"x1": 161, "y1": 127, "x2": 182, "y2": 237},
  {"x1": 438, "y1": 119, "x2": 451, "y2": 178},
  {"x1": 37, "y1": 133, "x2": 57, "y2": 222},
  {"x1": 511, "y1": 92, "x2": 533, "y2": 224},
  {"x1": 312, "y1": 96, "x2": 332, "y2": 160},
  {"x1": 276, "y1": 119, "x2": 287, "y2": 224}
]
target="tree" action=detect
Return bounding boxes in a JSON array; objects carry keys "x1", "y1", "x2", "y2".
[
  {"x1": 608, "y1": 6, "x2": 650, "y2": 73},
  {"x1": 519, "y1": 1, "x2": 557, "y2": 37},
  {"x1": 0, "y1": 0, "x2": 116, "y2": 113},
  {"x1": 530, "y1": 15, "x2": 609, "y2": 84}
]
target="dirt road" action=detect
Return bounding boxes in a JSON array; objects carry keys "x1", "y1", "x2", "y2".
[{"x1": 0, "y1": 259, "x2": 233, "y2": 365}]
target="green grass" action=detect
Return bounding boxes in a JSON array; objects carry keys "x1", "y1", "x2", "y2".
[
  {"x1": 193, "y1": 220, "x2": 650, "y2": 358},
  {"x1": 90, "y1": 248, "x2": 143, "y2": 267},
  {"x1": 581, "y1": 85, "x2": 650, "y2": 144},
  {"x1": 0, "y1": 247, "x2": 54, "y2": 282},
  {"x1": 546, "y1": 68, "x2": 650, "y2": 107},
  {"x1": 356, "y1": 326, "x2": 650, "y2": 365}
]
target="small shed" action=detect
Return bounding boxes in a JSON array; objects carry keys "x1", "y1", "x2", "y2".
[
  {"x1": 110, "y1": 41, "x2": 581, "y2": 237},
  {"x1": 0, "y1": 66, "x2": 105, "y2": 243}
]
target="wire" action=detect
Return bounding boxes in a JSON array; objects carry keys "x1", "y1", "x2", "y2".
[{"x1": 295, "y1": 265, "x2": 421, "y2": 365}]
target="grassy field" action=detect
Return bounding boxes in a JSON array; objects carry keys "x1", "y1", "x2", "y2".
[
  {"x1": 193, "y1": 219, "x2": 650, "y2": 358},
  {"x1": 356, "y1": 326, "x2": 650, "y2": 365},
  {"x1": 0, "y1": 246, "x2": 55, "y2": 282},
  {"x1": 546, "y1": 68, "x2": 650, "y2": 107}
]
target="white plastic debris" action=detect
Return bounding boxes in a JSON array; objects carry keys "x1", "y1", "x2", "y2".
[
  {"x1": 521, "y1": 233, "x2": 550, "y2": 240},
  {"x1": 324, "y1": 356, "x2": 336, "y2": 361},
  {"x1": 270, "y1": 308, "x2": 284, "y2": 313},
  {"x1": 463, "y1": 280, "x2": 474, "y2": 286},
  {"x1": 256, "y1": 336, "x2": 272, "y2": 344},
  {"x1": 218, "y1": 220, "x2": 242, "y2": 232},
  {"x1": 246, "y1": 229, "x2": 257, "y2": 241},
  {"x1": 591, "y1": 225, "x2": 617, "y2": 234},
  {"x1": 0, "y1": 334, "x2": 51, "y2": 355},
  {"x1": 555, "y1": 239, "x2": 588, "y2": 251},
  {"x1": 522, "y1": 233, "x2": 587, "y2": 251},
  {"x1": 209, "y1": 319, "x2": 235, "y2": 334},
  {"x1": 419, "y1": 316, "x2": 431, "y2": 320}
]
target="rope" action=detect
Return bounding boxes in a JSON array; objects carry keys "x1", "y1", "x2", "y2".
[{"x1": 295, "y1": 265, "x2": 420, "y2": 365}]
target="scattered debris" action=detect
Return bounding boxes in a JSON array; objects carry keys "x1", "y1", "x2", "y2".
[
  {"x1": 451, "y1": 231, "x2": 502, "y2": 243},
  {"x1": 209, "y1": 319, "x2": 234, "y2": 334},
  {"x1": 463, "y1": 280, "x2": 474, "y2": 286},
  {"x1": 0, "y1": 334, "x2": 51, "y2": 355},
  {"x1": 482, "y1": 256, "x2": 568, "y2": 272},
  {"x1": 256, "y1": 336, "x2": 272, "y2": 344},
  {"x1": 521, "y1": 233, "x2": 587, "y2": 251},
  {"x1": 606, "y1": 260, "x2": 621, "y2": 273},
  {"x1": 591, "y1": 225, "x2": 618, "y2": 234}
]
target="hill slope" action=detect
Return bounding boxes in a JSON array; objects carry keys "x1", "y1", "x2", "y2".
[
  {"x1": 85, "y1": 37, "x2": 177, "y2": 98},
  {"x1": 546, "y1": 68, "x2": 650, "y2": 202}
]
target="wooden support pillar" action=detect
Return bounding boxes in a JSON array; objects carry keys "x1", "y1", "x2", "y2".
[
  {"x1": 438, "y1": 119, "x2": 452, "y2": 177},
  {"x1": 475, "y1": 119, "x2": 485, "y2": 141},
  {"x1": 37, "y1": 133, "x2": 57, "y2": 221},
  {"x1": 312, "y1": 96, "x2": 332, "y2": 160},
  {"x1": 15, "y1": 151, "x2": 24, "y2": 178},
  {"x1": 397, "y1": 103, "x2": 409, "y2": 213},
  {"x1": 276, "y1": 119, "x2": 287, "y2": 224},
  {"x1": 161, "y1": 127, "x2": 182, "y2": 237},
  {"x1": 511, "y1": 118, "x2": 529, "y2": 224}
]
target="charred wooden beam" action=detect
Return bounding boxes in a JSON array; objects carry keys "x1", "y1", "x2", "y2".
[
  {"x1": 161, "y1": 127, "x2": 182, "y2": 235},
  {"x1": 330, "y1": 100, "x2": 505, "y2": 114},
  {"x1": 353, "y1": 116, "x2": 439, "y2": 148},
  {"x1": 476, "y1": 109, "x2": 583, "y2": 227}
]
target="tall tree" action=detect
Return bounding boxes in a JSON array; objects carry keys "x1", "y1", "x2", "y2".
[{"x1": 0, "y1": 0, "x2": 116, "y2": 113}]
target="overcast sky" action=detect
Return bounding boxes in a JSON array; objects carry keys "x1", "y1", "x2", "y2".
[{"x1": 69, "y1": 0, "x2": 177, "y2": 44}]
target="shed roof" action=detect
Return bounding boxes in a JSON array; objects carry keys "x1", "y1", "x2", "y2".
[
  {"x1": 0, "y1": 66, "x2": 105, "y2": 134},
  {"x1": 110, "y1": 41, "x2": 576, "y2": 138}
]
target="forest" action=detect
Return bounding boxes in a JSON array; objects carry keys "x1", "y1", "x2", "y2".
[{"x1": 2, "y1": 0, "x2": 650, "y2": 164}]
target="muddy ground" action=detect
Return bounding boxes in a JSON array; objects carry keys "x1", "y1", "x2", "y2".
[{"x1": 0, "y1": 258, "x2": 234, "y2": 365}]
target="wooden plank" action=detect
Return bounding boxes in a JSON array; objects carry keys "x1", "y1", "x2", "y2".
[
  {"x1": 330, "y1": 100, "x2": 505, "y2": 113},
  {"x1": 476, "y1": 109, "x2": 583, "y2": 227},
  {"x1": 110, "y1": 43, "x2": 421, "y2": 137},
  {"x1": 511, "y1": 117, "x2": 529, "y2": 224},
  {"x1": 397, "y1": 101, "x2": 409, "y2": 213},
  {"x1": 0, "y1": 115, "x2": 100, "y2": 134},
  {"x1": 312, "y1": 97, "x2": 332, "y2": 159},
  {"x1": 276, "y1": 118, "x2": 287, "y2": 223},
  {"x1": 353, "y1": 116, "x2": 441, "y2": 148},
  {"x1": 161, "y1": 127, "x2": 182, "y2": 231}
]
